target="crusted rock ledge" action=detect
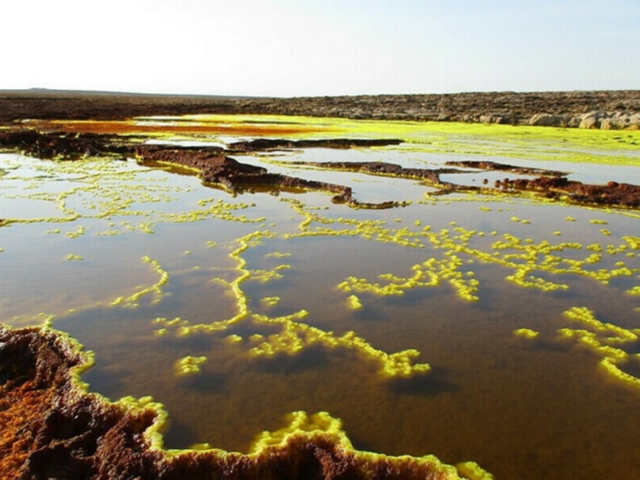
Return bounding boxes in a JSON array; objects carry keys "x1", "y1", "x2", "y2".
[{"x1": 0, "y1": 326, "x2": 481, "y2": 480}]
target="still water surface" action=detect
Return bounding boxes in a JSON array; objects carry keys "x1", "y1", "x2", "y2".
[{"x1": 1, "y1": 117, "x2": 640, "y2": 479}]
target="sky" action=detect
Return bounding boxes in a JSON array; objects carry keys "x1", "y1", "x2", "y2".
[{"x1": 2, "y1": 0, "x2": 639, "y2": 97}]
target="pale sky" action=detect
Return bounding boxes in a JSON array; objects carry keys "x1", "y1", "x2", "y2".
[{"x1": 3, "y1": 0, "x2": 639, "y2": 97}]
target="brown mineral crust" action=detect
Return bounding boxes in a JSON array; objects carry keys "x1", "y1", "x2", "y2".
[
  {"x1": 0, "y1": 327, "x2": 454, "y2": 480},
  {"x1": 445, "y1": 160, "x2": 567, "y2": 177},
  {"x1": 287, "y1": 160, "x2": 463, "y2": 185},
  {"x1": 0, "y1": 327, "x2": 163, "y2": 479},
  {"x1": 159, "y1": 435, "x2": 452, "y2": 480},
  {"x1": 226, "y1": 138, "x2": 403, "y2": 153},
  {"x1": 0, "y1": 380, "x2": 54, "y2": 474},
  {"x1": 495, "y1": 176, "x2": 640, "y2": 208},
  {"x1": 0, "y1": 129, "x2": 131, "y2": 160},
  {"x1": 133, "y1": 145, "x2": 356, "y2": 204}
]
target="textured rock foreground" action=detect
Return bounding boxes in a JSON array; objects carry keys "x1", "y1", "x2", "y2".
[
  {"x1": 0, "y1": 326, "x2": 470, "y2": 479},
  {"x1": 1, "y1": 89, "x2": 638, "y2": 129}
]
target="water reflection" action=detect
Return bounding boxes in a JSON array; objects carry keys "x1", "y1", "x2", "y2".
[{"x1": 1, "y1": 118, "x2": 640, "y2": 480}]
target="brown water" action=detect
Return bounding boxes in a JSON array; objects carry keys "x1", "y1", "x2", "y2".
[{"x1": 1, "y1": 118, "x2": 640, "y2": 479}]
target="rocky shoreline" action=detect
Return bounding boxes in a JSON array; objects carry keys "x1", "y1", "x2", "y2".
[
  {"x1": 0, "y1": 325, "x2": 468, "y2": 479},
  {"x1": 1, "y1": 89, "x2": 639, "y2": 129}
]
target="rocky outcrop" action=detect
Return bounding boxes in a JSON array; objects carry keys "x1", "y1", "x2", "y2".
[
  {"x1": 495, "y1": 177, "x2": 640, "y2": 208},
  {"x1": 528, "y1": 113, "x2": 568, "y2": 127},
  {"x1": 526, "y1": 111, "x2": 640, "y2": 129},
  {"x1": 576, "y1": 111, "x2": 640, "y2": 130}
]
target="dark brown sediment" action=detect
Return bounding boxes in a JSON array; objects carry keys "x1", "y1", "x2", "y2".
[
  {"x1": 1, "y1": 89, "x2": 639, "y2": 129},
  {"x1": 0, "y1": 326, "x2": 459, "y2": 480}
]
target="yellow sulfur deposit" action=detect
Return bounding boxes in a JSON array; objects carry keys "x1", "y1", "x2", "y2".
[
  {"x1": 261, "y1": 296, "x2": 281, "y2": 307},
  {"x1": 557, "y1": 306, "x2": 640, "y2": 391},
  {"x1": 456, "y1": 461, "x2": 495, "y2": 480},
  {"x1": 265, "y1": 251, "x2": 292, "y2": 258},
  {"x1": 110, "y1": 256, "x2": 169, "y2": 308},
  {"x1": 513, "y1": 328, "x2": 539, "y2": 339},
  {"x1": 225, "y1": 334, "x2": 243, "y2": 344},
  {"x1": 347, "y1": 294, "x2": 363, "y2": 310},
  {"x1": 65, "y1": 225, "x2": 85, "y2": 238},
  {"x1": 175, "y1": 355, "x2": 207, "y2": 375},
  {"x1": 249, "y1": 310, "x2": 431, "y2": 377}
]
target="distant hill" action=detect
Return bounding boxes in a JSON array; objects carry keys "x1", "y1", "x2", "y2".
[
  {"x1": 0, "y1": 89, "x2": 638, "y2": 129},
  {"x1": 2, "y1": 88, "x2": 255, "y2": 100}
]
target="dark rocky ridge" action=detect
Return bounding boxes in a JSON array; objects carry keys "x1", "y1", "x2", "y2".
[{"x1": 1, "y1": 90, "x2": 639, "y2": 129}]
